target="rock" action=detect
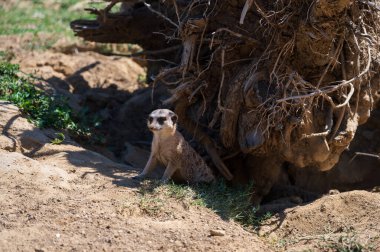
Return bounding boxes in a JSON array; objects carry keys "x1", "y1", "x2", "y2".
[
  {"x1": 328, "y1": 189, "x2": 340, "y2": 195},
  {"x1": 209, "y1": 229, "x2": 226, "y2": 237},
  {"x1": 122, "y1": 143, "x2": 150, "y2": 168},
  {"x1": 0, "y1": 135, "x2": 16, "y2": 151},
  {"x1": 268, "y1": 232, "x2": 278, "y2": 241},
  {"x1": 372, "y1": 186, "x2": 380, "y2": 192},
  {"x1": 174, "y1": 240, "x2": 183, "y2": 247}
]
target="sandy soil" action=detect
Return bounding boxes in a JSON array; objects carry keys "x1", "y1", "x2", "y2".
[
  {"x1": 260, "y1": 190, "x2": 380, "y2": 251},
  {"x1": 0, "y1": 101, "x2": 271, "y2": 252},
  {"x1": 0, "y1": 34, "x2": 379, "y2": 251}
]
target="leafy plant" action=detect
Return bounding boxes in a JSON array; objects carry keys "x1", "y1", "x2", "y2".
[{"x1": 0, "y1": 62, "x2": 99, "y2": 137}]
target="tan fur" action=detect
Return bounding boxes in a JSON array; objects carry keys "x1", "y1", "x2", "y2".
[{"x1": 134, "y1": 109, "x2": 214, "y2": 183}]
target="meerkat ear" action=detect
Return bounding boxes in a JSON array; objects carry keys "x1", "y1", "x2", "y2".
[{"x1": 171, "y1": 114, "x2": 178, "y2": 125}]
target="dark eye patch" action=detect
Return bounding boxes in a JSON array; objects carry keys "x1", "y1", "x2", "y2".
[
  {"x1": 157, "y1": 117, "x2": 166, "y2": 125},
  {"x1": 148, "y1": 116, "x2": 153, "y2": 123}
]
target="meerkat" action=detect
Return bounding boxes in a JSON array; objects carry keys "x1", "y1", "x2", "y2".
[{"x1": 133, "y1": 109, "x2": 215, "y2": 183}]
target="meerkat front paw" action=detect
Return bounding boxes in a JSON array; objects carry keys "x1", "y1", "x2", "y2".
[
  {"x1": 159, "y1": 178, "x2": 170, "y2": 184},
  {"x1": 132, "y1": 174, "x2": 146, "y2": 180}
]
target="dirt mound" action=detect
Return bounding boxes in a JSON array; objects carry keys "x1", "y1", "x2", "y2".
[
  {"x1": 0, "y1": 101, "x2": 273, "y2": 251},
  {"x1": 0, "y1": 34, "x2": 168, "y2": 160},
  {"x1": 0, "y1": 35, "x2": 145, "y2": 93},
  {"x1": 259, "y1": 190, "x2": 380, "y2": 251}
]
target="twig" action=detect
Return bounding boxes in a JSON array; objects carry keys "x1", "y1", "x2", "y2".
[
  {"x1": 102, "y1": 45, "x2": 181, "y2": 57},
  {"x1": 301, "y1": 105, "x2": 333, "y2": 139},
  {"x1": 196, "y1": 21, "x2": 208, "y2": 74},
  {"x1": 276, "y1": 45, "x2": 370, "y2": 103},
  {"x1": 211, "y1": 28, "x2": 260, "y2": 46},
  {"x1": 329, "y1": 106, "x2": 345, "y2": 142},
  {"x1": 104, "y1": 0, "x2": 121, "y2": 13},
  {"x1": 129, "y1": 57, "x2": 176, "y2": 65},
  {"x1": 222, "y1": 150, "x2": 240, "y2": 160},
  {"x1": 143, "y1": 2, "x2": 179, "y2": 28},
  {"x1": 189, "y1": 81, "x2": 207, "y2": 102},
  {"x1": 151, "y1": 66, "x2": 181, "y2": 103},
  {"x1": 224, "y1": 57, "x2": 255, "y2": 67},
  {"x1": 353, "y1": 32, "x2": 361, "y2": 115},
  {"x1": 217, "y1": 47, "x2": 229, "y2": 112},
  {"x1": 240, "y1": 0, "x2": 254, "y2": 24},
  {"x1": 348, "y1": 152, "x2": 380, "y2": 164},
  {"x1": 315, "y1": 36, "x2": 344, "y2": 89},
  {"x1": 335, "y1": 83, "x2": 355, "y2": 109},
  {"x1": 172, "y1": 0, "x2": 181, "y2": 25}
]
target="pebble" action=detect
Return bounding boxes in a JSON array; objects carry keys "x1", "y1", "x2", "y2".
[
  {"x1": 174, "y1": 240, "x2": 182, "y2": 247},
  {"x1": 329, "y1": 189, "x2": 340, "y2": 195},
  {"x1": 209, "y1": 229, "x2": 225, "y2": 236}
]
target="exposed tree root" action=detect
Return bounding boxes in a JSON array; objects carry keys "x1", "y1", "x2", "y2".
[{"x1": 71, "y1": 0, "x2": 380, "y2": 203}]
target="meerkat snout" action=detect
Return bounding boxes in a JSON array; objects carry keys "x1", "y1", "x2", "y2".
[{"x1": 147, "y1": 109, "x2": 178, "y2": 133}]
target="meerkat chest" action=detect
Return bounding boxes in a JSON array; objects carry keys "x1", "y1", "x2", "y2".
[
  {"x1": 156, "y1": 147, "x2": 171, "y2": 164},
  {"x1": 153, "y1": 137, "x2": 180, "y2": 165}
]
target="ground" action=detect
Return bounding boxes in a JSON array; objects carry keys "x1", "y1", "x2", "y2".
[
  {"x1": 0, "y1": 101, "x2": 271, "y2": 251},
  {"x1": 0, "y1": 1, "x2": 379, "y2": 251}
]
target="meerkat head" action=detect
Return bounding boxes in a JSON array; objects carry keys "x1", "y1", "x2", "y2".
[{"x1": 147, "y1": 109, "x2": 178, "y2": 134}]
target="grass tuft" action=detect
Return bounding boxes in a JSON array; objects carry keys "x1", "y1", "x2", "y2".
[{"x1": 136, "y1": 179, "x2": 271, "y2": 228}]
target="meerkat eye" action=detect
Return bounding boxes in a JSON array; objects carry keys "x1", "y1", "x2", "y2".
[
  {"x1": 157, "y1": 117, "x2": 166, "y2": 125},
  {"x1": 171, "y1": 114, "x2": 178, "y2": 125},
  {"x1": 148, "y1": 116, "x2": 153, "y2": 123}
]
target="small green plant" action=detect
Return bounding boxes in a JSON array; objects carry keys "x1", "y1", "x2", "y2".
[
  {"x1": 137, "y1": 73, "x2": 147, "y2": 85},
  {"x1": 51, "y1": 132, "x2": 65, "y2": 145},
  {"x1": 322, "y1": 233, "x2": 365, "y2": 252},
  {"x1": 0, "y1": 50, "x2": 15, "y2": 62},
  {"x1": 0, "y1": 62, "x2": 99, "y2": 136},
  {"x1": 138, "y1": 196, "x2": 165, "y2": 216}
]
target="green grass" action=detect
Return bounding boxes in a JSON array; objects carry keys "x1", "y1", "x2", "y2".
[
  {"x1": 0, "y1": 0, "x2": 103, "y2": 51},
  {"x1": 137, "y1": 179, "x2": 271, "y2": 228},
  {"x1": 0, "y1": 0, "x2": 94, "y2": 37},
  {"x1": 0, "y1": 1, "x2": 139, "y2": 53},
  {"x1": 0, "y1": 62, "x2": 100, "y2": 137}
]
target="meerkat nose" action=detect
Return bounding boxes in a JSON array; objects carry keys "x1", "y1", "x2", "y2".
[{"x1": 149, "y1": 126, "x2": 159, "y2": 131}]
